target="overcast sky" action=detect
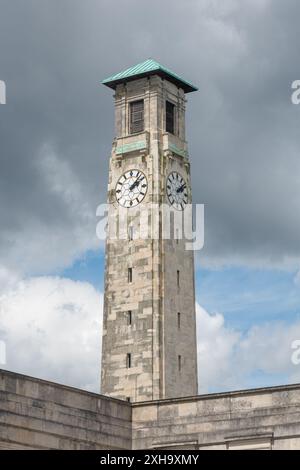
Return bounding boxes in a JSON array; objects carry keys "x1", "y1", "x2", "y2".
[{"x1": 0, "y1": 0, "x2": 300, "y2": 394}]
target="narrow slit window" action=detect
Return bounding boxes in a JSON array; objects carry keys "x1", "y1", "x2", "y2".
[
  {"x1": 128, "y1": 267, "x2": 133, "y2": 283},
  {"x1": 130, "y1": 100, "x2": 144, "y2": 134},
  {"x1": 126, "y1": 353, "x2": 132, "y2": 369},
  {"x1": 177, "y1": 312, "x2": 181, "y2": 329},
  {"x1": 166, "y1": 101, "x2": 175, "y2": 134},
  {"x1": 128, "y1": 225, "x2": 134, "y2": 241},
  {"x1": 177, "y1": 270, "x2": 180, "y2": 288},
  {"x1": 178, "y1": 355, "x2": 182, "y2": 372},
  {"x1": 127, "y1": 310, "x2": 132, "y2": 326}
]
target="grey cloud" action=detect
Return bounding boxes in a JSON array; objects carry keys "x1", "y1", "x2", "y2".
[{"x1": 0, "y1": 0, "x2": 300, "y2": 274}]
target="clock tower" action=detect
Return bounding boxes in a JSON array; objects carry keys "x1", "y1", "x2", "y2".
[{"x1": 101, "y1": 59, "x2": 198, "y2": 402}]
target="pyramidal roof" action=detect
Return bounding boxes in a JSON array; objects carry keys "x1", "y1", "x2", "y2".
[{"x1": 102, "y1": 58, "x2": 198, "y2": 93}]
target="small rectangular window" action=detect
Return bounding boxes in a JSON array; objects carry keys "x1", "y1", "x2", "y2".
[
  {"x1": 178, "y1": 355, "x2": 182, "y2": 372},
  {"x1": 128, "y1": 225, "x2": 134, "y2": 241},
  {"x1": 126, "y1": 353, "x2": 132, "y2": 368},
  {"x1": 128, "y1": 267, "x2": 133, "y2": 283},
  {"x1": 227, "y1": 437, "x2": 272, "y2": 450},
  {"x1": 177, "y1": 312, "x2": 181, "y2": 329},
  {"x1": 177, "y1": 270, "x2": 180, "y2": 288},
  {"x1": 130, "y1": 100, "x2": 144, "y2": 134},
  {"x1": 166, "y1": 101, "x2": 175, "y2": 134},
  {"x1": 127, "y1": 310, "x2": 132, "y2": 326},
  {"x1": 126, "y1": 397, "x2": 131, "y2": 402}
]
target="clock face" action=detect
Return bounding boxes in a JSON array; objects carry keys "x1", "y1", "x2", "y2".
[
  {"x1": 166, "y1": 171, "x2": 189, "y2": 211},
  {"x1": 115, "y1": 169, "x2": 148, "y2": 208}
]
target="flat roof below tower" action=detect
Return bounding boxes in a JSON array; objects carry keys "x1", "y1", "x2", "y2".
[{"x1": 102, "y1": 58, "x2": 198, "y2": 93}]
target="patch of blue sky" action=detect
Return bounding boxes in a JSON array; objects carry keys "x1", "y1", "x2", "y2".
[
  {"x1": 58, "y1": 249, "x2": 104, "y2": 291},
  {"x1": 55, "y1": 250, "x2": 300, "y2": 336},
  {"x1": 196, "y1": 267, "x2": 300, "y2": 331}
]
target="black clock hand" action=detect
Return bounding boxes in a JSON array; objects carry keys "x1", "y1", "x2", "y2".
[
  {"x1": 130, "y1": 177, "x2": 143, "y2": 191},
  {"x1": 176, "y1": 183, "x2": 186, "y2": 193}
]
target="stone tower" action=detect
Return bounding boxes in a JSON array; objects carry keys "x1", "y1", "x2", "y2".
[{"x1": 101, "y1": 59, "x2": 198, "y2": 402}]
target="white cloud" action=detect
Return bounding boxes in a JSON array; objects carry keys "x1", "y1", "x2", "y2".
[
  {"x1": 237, "y1": 322, "x2": 300, "y2": 377},
  {"x1": 196, "y1": 304, "x2": 300, "y2": 393},
  {"x1": 196, "y1": 304, "x2": 240, "y2": 391},
  {"x1": 0, "y1": 265, "x2": 20, "y2": 294},
  {"x1": 1, "y1": 279, "x2": 300, "y2": 395},
  {"x1": 0, "y1": 276, "x2": 102, "y2": 392}
]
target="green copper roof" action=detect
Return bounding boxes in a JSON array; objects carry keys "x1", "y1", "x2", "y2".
[{"x1": 102, "y1": 59, "x2": 198, "y2": 93}]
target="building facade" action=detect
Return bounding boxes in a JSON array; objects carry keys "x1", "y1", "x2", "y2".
[
  {"x1": 1, "y1": 369, "x2": 300, "y2": 450},
  {"x1": 101, "y1": 60, "x2": 198, "y2": 402}
]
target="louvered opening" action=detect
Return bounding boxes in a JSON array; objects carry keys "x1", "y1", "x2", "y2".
[
  {"x1": 130, "y1": 100, "x2": 144, "y2": 134},
  {"x1": 166, "y1": 100, "x2": 175, "y2": 134}
]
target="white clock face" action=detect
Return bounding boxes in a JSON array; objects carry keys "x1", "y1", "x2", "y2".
[
  {"x1": 115, "y1": 169, "x2": 148, "y2": 208},
  {"x1": 166, "y1": 171, "x2": 189, "y2": 211}
]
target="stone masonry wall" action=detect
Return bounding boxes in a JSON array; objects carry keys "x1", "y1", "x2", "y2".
[
  {"x1": 0, "y1": 370, "x2": 131, "y2": 450},
  {"x1": 132, "y1": 383, "x2": 300, "y2": 450},
  {"x1": 1, "y1": 370, "x2": 300, "y2": 450}
]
